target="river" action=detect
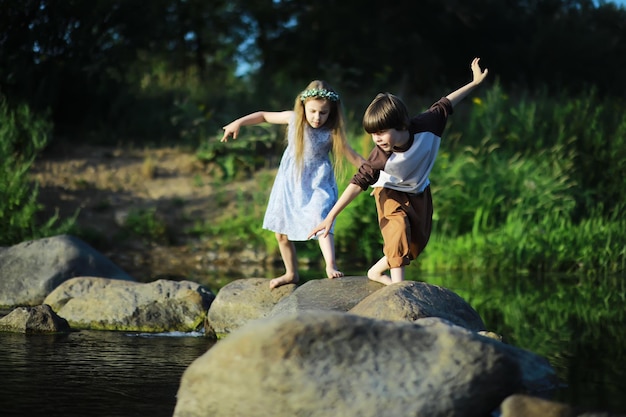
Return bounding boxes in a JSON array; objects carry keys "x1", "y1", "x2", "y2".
[
  {"x1": 1, "y1": 270, "x2": 624, "y2": 416},
  {"x1": 0, "y1": 330, "x2": 212, "y2": 417}
]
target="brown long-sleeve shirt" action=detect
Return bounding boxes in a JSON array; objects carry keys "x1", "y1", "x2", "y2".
[{"x1": 350, "y1": 97, "x2": 453, "y2": 194}]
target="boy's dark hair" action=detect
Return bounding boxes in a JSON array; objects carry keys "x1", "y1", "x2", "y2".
[{"x1": 362, "y1": 93, "x2": 410, "y2": 133}]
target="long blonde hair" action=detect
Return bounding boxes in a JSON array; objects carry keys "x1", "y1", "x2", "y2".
[{"x1": 292, "y1": 80, "x2": 349, "y2": 175}]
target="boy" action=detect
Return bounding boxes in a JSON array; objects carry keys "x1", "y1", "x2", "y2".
[{"x1": 308, "y1": 57, "x2": 488, "y2": 285}]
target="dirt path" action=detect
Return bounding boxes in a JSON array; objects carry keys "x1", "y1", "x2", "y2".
[{"x1": 30, "y1": 143, "x2": 272, "y2": 288}]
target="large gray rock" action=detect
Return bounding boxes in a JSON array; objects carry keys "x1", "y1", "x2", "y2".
[
  {"x1": 0, "y1": 234, "x2": 135, "y2": 308},
  {"x1": 268, "y1": 275, "x2": 383, "y2": 317},
  {"x1": 205, "y1": 278, "x2": 296, "y2": 337},
  {"x1": 174, "y1": 310, "x2": 524, "y2": 417},
  {"x1": 0, "y1": 304, "x2": 71, "y2": 333},
  {"x1": 349, "y1": 280, "x2": 486, "y2": 331},
  {"x1": 44, "y1": 277, "x2": 214, "y2": 332},
  {"x1": 415, "y1": 317, "x2": 558, "y2": 394}
]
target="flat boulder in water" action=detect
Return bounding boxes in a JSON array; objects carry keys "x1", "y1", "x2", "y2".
[
  {"x1": 268, "y1": 275, "x2": 383, "y2": 317},
  {"x1": 44, "y1": 277, "x2": 214, "y2": 332},
  {"x1": 205, "y1": 278, "x2": 296, "y2": 337},
  {"x1": 349, "y1": 280, "x2": 486, "y2": 331}
]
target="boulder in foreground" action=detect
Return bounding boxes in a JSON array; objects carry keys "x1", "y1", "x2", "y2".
[{"x1": 174, "y1": 310, "x2": 526, "y2": 417}]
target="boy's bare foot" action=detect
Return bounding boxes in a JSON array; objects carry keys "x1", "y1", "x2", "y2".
[
  {"x1": 326, "y1": 266, "x2": 344, "y2": 279},
  {"x1": 269, "y1": 273, "x2": 299, "y2": 289},
  {"x1": 367, "y1": 269, "x2": 393, "y2": 285},
  {"x1": 367, "y1": 256, "x2": 395, "y2": 285}
]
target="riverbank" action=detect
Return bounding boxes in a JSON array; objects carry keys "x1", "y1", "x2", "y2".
[{"x1": 30, "y1": 143, "x2": 281, "y2": 288}]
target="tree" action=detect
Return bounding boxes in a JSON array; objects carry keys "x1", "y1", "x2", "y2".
[{"x1": 0, "y1": 0, "x2": 252, "y2": 140}]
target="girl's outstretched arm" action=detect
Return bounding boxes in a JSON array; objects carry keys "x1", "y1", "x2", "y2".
[
  {"x1": 445, "y1": 57, "x2": 489, "y2": 108},
  {"x1": 221, "y1": 110, "x2": 293, "y2": 142}
]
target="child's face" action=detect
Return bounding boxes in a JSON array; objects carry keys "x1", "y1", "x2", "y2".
[
  {"x1": 304, "y1": 99, "x2": 331, "y2": 128},
  {"x1": 371, "y1": 129, "x2": 408, "y2": 152}
]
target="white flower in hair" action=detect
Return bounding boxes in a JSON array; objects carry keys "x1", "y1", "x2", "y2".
[{"x1": 300, "y1": 88, "x2": 339, "y2": 102}]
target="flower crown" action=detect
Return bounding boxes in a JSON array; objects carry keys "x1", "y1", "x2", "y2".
[{"x1": 300, "y1": 88, "x2": 340, "y2": 102}]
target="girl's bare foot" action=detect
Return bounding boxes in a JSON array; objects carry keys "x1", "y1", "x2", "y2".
[
  {"x1": 326, "y1": 266, "x2": 344, "y2": 279},
  {"x1": 269, "y1": 273, "x2": 299, "y2": 289}
]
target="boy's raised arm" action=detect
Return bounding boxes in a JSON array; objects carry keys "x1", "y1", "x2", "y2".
[{"x1": 446, "y1": 57, "x2": 489, "y2": 107}]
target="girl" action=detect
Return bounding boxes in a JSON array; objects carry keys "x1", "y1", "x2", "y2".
[{"x1": 221, "y1": 80, "x2": 364, "y2": 289}]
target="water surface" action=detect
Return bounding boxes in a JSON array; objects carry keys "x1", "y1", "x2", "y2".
[{"x1": 0, "y1": 330, "x2": 212, "y2": 417}]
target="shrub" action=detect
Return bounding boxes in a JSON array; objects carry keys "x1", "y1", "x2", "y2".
[{"x1": 0, "y1": 99, "x2": 75, "y2": 245}]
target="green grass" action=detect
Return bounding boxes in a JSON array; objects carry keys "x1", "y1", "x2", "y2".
[{"x1": 0, "y1": 99, "x2": 75, "y2": 245}]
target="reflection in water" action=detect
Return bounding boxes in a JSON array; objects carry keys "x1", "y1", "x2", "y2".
[
  {"x1": 420, "y1": 271, "x2": 626, "y2": 413},
  {"x1": 0, "y1": 330, "x2": 212, "y2": 417}
]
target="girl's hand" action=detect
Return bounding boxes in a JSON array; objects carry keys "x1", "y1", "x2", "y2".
[
  {"x1": 471, "y1": 57, "x2": 489, "y2": 86},
  {"x1": 221, "y1": 122, "x2": 240, "y2": 142}
]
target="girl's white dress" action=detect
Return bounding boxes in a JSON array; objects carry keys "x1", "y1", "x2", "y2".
[{"x1": 262, "y1": 120, "x2": 337, "y2": 241}]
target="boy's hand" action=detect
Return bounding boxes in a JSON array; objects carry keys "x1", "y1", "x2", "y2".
[
  {"x1": 471, "y1": 57, "x2": 489, "y2": 86},
  {"x1": 308, "y1": 217, "x2": 333, "y2": 239}
]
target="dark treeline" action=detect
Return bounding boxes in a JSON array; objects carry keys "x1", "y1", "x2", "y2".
[{"x1": 1, "y1": 0, "x2": 625, "y2": 143}]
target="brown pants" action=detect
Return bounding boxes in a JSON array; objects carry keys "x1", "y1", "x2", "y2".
[{"x1": 373, "y1": 186, "x2": 433, "y2": 269}]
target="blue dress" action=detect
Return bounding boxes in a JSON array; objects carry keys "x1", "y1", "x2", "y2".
[{"x1": 262, "y1": 119, "x2": 337, "y2": 241}]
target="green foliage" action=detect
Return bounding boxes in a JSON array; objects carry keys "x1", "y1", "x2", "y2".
[
  {"x1": 188, "y1": 173, "x2": 274, "y2": 251},
  {"x1": 0, "y1": 0, "x2": 253, "y2": 144},
  {"x1": 334, "y1": 177, "x2": 381, "y2": 262},
  {"x1": 410, "y1": 84, "x2": 626, "y2": 275},
  {"x1": 120, "y1": 208, "x2": 170, "y2": 244},
  {"x1": 462, "y1": 84, "x2": 626, "y2": 218},
  {"x1": 3, "y1": 0, "x2": 626, "y2": 145},
  {"x1": 196, "y1": 125, "x2": 285, "y2": 181},
  {"x1": 0, "y1": 100, "x2": 75, "y2": 245},
  {"x1": 432, "y1": 139, "x2": 577, "y2": 237},
  {"x1": 424, "y1": 209, "x2": 626, "y2": 275}
]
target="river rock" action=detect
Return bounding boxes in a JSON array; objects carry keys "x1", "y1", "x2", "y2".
[
  {"x1": 500, "y1": 394, "x2": 626, "y2": 417},
  {"x1": 349, "y1": 280, "x2": 486, "y2": 331},
  {"x1": 205, "y1": 278, "x2": 296, "y2": 338},
  {"x1": 0, "y1": 304, "x2": 71, "y2": 333},
  {"x1": 0, "y1": 234, "x2": 135, "y2": 308},
  {"x1": 268, "y1": 275, "x2": 383, "y2": 317},
  {"x1": 500, "y1": 394, "x2": 577, "y2": 416},
  {"x1": 43, "y1": 277, "x2": 214, "y2": 332},
  {"x1": 415, "y1": 317, "x2": 558, "y2": 393},
  {"x1": 173, "y1": 310, "x2": 524, "y2": 417}
]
